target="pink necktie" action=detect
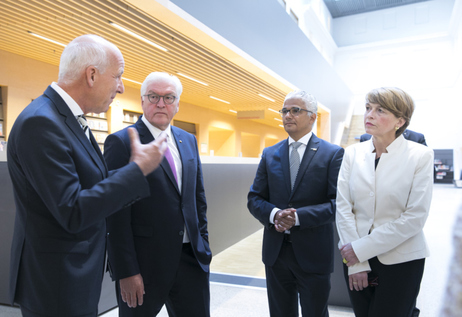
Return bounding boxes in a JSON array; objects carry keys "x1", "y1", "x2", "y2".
[{"x1": 164, "y1": 143, "x2": 178, "y2": 183}]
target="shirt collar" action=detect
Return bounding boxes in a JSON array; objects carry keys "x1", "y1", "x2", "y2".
[
  {"x1": 288, "y1": 131, "x2": 312, "y2": 147},
  {"x1": 141, "y1": 115, "x2": 173, "y2": 140},
  {"x1": 51, "y1": 82, "x2": 84, "y2": 117}
]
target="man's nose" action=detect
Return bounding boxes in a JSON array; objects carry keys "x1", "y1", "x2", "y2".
[
  {"x1": 117, "y1": 79, "x2": 125, "y2": 94},
  {"x1": 156, "y1": 97, "x2": 166, "y2": 107}
]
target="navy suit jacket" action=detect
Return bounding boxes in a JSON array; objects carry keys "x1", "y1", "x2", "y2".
[
  {"x1": 7, "y1": 86, "x2": 150, "y2": 316},
  {"x1": 248, "y1": 134, "x2": 344, "y2": 274},
  {"x1": 360, "y1": 129, "x2": 427, "y2": 146},
  {"x1": 103, "y1": 118, "x2": 211, "y2": 290}
]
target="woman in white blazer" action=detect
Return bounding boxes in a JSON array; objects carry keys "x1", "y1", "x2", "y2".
[{"x1": 336, "y1": 87, "x2": 434, "y2": 317}]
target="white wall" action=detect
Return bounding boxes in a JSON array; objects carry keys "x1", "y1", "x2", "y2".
[
  {"x1": 170, "y1": 0, "x2": 353, "y2": 142},
  {"x1": 333, "y1": 0, "x2": 462, "y2": 178},
  {"x1": 332, "y1": 0, "x2": 455, "y2": 47}
]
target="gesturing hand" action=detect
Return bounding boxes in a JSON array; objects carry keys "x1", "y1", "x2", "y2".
[{"x1": 128, "y1": 127, "x2": 167, "y2": 176}]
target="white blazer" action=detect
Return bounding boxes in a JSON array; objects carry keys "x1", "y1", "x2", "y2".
[{"x1": 336, "y1": 135, "x2": 434, "y2": 275}]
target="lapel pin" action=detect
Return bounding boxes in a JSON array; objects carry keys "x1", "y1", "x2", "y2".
[
  {"x1": 179, "y1": 140, "x2": 182, "y2": 143},
  {"x1": 311, "y1": 148, "x2": 317, "y2": 151}
]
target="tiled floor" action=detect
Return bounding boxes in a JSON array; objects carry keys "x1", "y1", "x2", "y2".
[{"x1": 1, "y1": 184, "x2": 459, "y2": 316}]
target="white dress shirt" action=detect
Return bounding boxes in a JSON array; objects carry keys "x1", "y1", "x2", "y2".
[
  {"x1": 269, "y1": 132, "x2": 313, "y2": 228},
  {"x1": 141, "y1": 115, "x2": 189, "y2": 242}
]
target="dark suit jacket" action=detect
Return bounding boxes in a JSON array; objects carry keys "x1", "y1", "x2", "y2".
[
  {"x1": 247, "y1": 134, "x2": 344, "y2": 274},
  {"x1": 103, "y1": 118, "x2": 211, "y2": 290},
  {"x1": 360, "y1": 129, "x2": 427, "y2": 146},
  {"x1": 7, "y1": 86, "x2": 150, "y2": 316}
]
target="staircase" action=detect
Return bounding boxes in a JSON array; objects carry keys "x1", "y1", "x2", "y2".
[{"x1": 340, "y1": 115, "x2": 366, "y2": 148}]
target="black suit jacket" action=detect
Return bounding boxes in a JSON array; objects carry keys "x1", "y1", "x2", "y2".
[
  {"x1": 7, "y1": 86, "x2": 150, "y2": 316},
  {"x1": 360, "y1": 129, "x2": 427, "y2": 146},
  {"x1": 247, "y1": 134, "x2": 344, "y2": 274},
  {"x1": 103, "y1": 118, "x2": 211, "y2": 290}
]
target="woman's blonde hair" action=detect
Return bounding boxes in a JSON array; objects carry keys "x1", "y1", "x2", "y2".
[{"x1": 366, "y1": 87, "x2": 415, "y2": 137}]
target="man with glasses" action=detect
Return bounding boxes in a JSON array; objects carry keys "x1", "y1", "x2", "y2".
[
  {"x1": 103, "y1": 72, "x2": 211, "y2": 317},
  {"x1": 248, "y1": 90, "x2": 344, "y2": 316}
]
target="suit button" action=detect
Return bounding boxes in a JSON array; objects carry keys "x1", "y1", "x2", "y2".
[
  {"x1": 288, "y1": 203, "x2": 293, "y2": 207},
  {"x1": 179, "y1": 231, "x2": 184, "y2": 236},
  {"x1": 369, "y1": 192, "x2": 374, "y2": 197}
]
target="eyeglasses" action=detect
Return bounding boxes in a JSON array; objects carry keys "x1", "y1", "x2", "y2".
[
  {"x1": 279, "y1": 107, "x2": 311, "y2": 117},
  {"x1": 143, "y1": 94, "x2": 177, "y2": 105}
]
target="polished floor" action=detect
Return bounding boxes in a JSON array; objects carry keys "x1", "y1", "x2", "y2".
[{"x1": 1, "y1": 184, "x2": 459, "y2": 316}]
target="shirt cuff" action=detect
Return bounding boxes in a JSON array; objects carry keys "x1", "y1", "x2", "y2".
[
  {"x1": 270, "y1": 208, "x2": 279, "y2": 224},
  {"x1": 294, "y1": 212, "x2": 300, "y2": 226}
]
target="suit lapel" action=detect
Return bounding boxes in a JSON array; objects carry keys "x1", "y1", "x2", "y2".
[
  {"x1": 170, "y1": 127, "x2": 183, "y2": 194},
  {"x1": 45, "y1": 86, "x2": 107, "y2": 178},
  {"x1": 275, "y1": 139, "x2": 291, "y2": 195},
  {"x1": 292, "y1": 134, "x2": 320, "y2": 194},
  {"x1": 89, "y1": 130, "x2": 108, "y2": 174},
  {"x1": 137, "y1": 119, "x2": 180, "y2": 193}
]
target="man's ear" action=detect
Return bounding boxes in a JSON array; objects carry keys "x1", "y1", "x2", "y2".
[
  {"x1": 85, "y1": 66, "x2": 97, "y2": 87},
  {"x1": 310, "y1": 112, "x2": 317, "y2": 125}
]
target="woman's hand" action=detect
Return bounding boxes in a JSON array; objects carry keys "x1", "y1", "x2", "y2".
[
  {"x1": 349, "y1": 272, "x2": 369, "y2": 291},
  {"x1": 340, "y1": 243, "x2": 360, "y2": 267}
]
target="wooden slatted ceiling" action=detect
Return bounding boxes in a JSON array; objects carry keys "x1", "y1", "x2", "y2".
[{"x1": 0, "y1": 0, "x2": 289, "y2": 127}]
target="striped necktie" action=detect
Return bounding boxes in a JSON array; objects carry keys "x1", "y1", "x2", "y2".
[{"x1": 76, "y1": 115, "x2": 89, "y2": 139}]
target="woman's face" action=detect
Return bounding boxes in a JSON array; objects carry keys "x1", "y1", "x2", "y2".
[{"x1": 364, "y1": 102, "x2": 404, "y2": 139}]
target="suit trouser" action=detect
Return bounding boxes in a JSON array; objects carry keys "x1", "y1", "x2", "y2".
[
  {"x1": 265, "y1": 238, "x2": 330, "y2": 317},
  {"x1": 116, "y1": 243, "x2": 210, "y2": 317},
  {"x1": 343, "y1": 256, "x2": 425, "y2": 317},
  {"x1": 20, "y1": 306, "x2": 97, "y2": 317}
]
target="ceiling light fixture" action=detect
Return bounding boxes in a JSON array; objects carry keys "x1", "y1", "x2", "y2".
[
  {"x1": 258, "y1": 93, "x2": 275, "y2": 102},
  {"x1": 176, "y1": 72, "x2": 208, "y2": 86},
  {"x1": 122, "y1": 77, "x2": 142, "y2": 85},
  {"x1": 27, "y1": 31, "x2": 66, "y2": 47},
  {"x1": 109, "y1": 22, "x2": 168, "y2": 52},
  {"x1": 274, "y1": 118, "x2": 283, "y2": 122},
  {"x1": 268, "y1": 108, "x2": 279, "y2": 114},
  {"x1": 279, "y1": 124, "x2": 284, "y2": 128},
  {"x1": 210, "y1": 96, "x2": 230, "y2": 104},
  {"x1": 229, "y1": 109, "x2": 237, "y2": 114}
]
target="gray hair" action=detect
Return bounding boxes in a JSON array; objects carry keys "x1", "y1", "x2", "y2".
[
  {"x1": 284, "y1": 90, "x2": 318, "y2": 113},
  {"x1": 141, "y1": 72, "x2": 183, "y2": 100},
  {"x1": 58, "y1": 34, "x2": 119, "y2": 84}
]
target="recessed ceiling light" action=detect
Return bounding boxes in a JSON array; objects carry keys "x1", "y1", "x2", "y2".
[
  {"x1": 229, "y1": 109, "x2": 237, "y2": 113},
  {"x1": 176, "y1": 72, "x2": 208, "y2": 86},
  {"x1": 210, "y1": 96, "x2": 230, "y2": 104},
  {"x1": 258, "y1": 93, "x2": 275, "y2": 102},
  {"x1": 268, "y1": 108, "x2": 280, "y2": 114},
  {"x1": 109, "y1": 22, "x2": 168, "y2": 52},
  {"x1": 27, "y1": 31, "x2": 66, "y2": 47},
  {"x1": 122, "y1": 77, "x2": 142, "y2": 85}
]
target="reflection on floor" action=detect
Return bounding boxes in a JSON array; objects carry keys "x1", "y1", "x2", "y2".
[{"x1": 0, "y1": 184, "x2": 459, "y2": 316}]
